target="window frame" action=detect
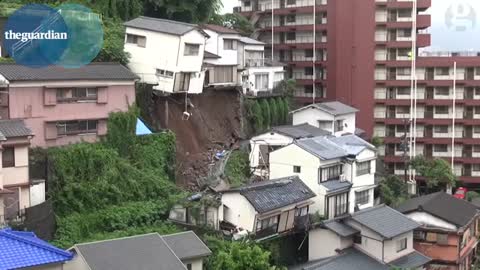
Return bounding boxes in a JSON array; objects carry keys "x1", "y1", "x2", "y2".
[
  {"x1": 434, "y1": 144, "x2": 448, "y2": 153},
  {"x1": 396, "y1": 238, "x2": 407, "y2": 252},
  {"x1": 2, "y1": 146, "x2": 15, "y2": 168},
  {"x1": 319, "y1": 164, "x2": 343, "y2": 183},
  {"x1": 184, "y1": 43, "x2": 200, "y2": 56},
  {"x1": 223, "y1": 39, "x2": 237, "y2": 50},
  {"x1": 355, "y1": 190, "x2": 370, "y2": 205},
  {"x1": 56, "y1": 88, "x2": 98, "y2": 103},
  {"x1": 293, "y1": 165, "x2": 301, "y2": 173},
  {"x1": 56, "y1": 120, "x2": 99, "y2": 136},
  {"x1": 126, "y1": 34, "x2": 146, "y2": 47}
]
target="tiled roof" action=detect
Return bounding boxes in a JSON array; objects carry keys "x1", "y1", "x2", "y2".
[
  {"x1": 390, "y1": 251, "x2": 431, "y2": 269},
  {"x1": 396, "y1": 192, "x2": 479, "y2": 228},
  {"x1": 0, "y1": 63, "x2": 138, "y2": 82},
  {"x1": 349, "y1": 205, "x2": 420, "y2": 239},
  {"x1": 291, "y1": 101, "x2": 358, "y2": 116},
  {"x1": 239, "y1": 36, "x2": 265, "y2": 45},
  {"x1": 272, "y1": 123, "x2": 331, "y2": 139},
  {"x1": 295, "y1": 137, "x2": 347, "y2": 160},
  {"x1": 125, "y1": 16, "x2": 207, "y2": 37},
  {"x1": 0, "y1": 228, "x2": 73, "y2": 270},
  {"x1": 320, "y1": 180, "x2": 352, "y2": 194},
  {"x1": 323, "y1": 220, "x2": 359, "y2": 237},
  {"x1": 75, "y1": 232, "x2": 209, "y2": 270},
  {"x1": 162, "y1": 231, "x2": 212, "y2": 260},
  {"x1": 328, "y1": 135, "x2": 375, "y2": 156},
  {"x1": 290, "y1": 248, "x2": 389, "y2": 270},
  {"x1": 204, "y1": 51, "x2": 221, "y2": 59},
  {"x1": 202, "y1": 24, "x2": 239, "y2": 34},
  {"x1": 0, "y1": 119, "x2": 33, "y2": 140},
  {"x1": 228, "y1": 176, "x2": 316, "y2": 214}
]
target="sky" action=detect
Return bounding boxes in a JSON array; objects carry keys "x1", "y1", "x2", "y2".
[{"x1": 221, "y1": 0, "x2": 480, "y2": 51}]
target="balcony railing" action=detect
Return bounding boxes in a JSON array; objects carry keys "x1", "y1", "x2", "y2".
[
  {"x1": 292, "y1": 72, "x2": 326, "y2": 80},
  {"x1": 259, "y1": 0, "x2": 327, "y2": 11},
  {"x1": 259, "y1": 17, "x2": 326, "y2": 28},
  {"x1": 255, "y1": 226, "x2": 278, "y2": 239},
  {"x1": 245, "y1": 58, "x2": 283, "y2": 67}
]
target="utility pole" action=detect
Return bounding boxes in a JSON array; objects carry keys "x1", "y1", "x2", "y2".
[{"x1": 402, "y1": 119, "x2": 411, "y2": 184}]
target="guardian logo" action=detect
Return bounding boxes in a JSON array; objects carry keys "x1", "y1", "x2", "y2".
[
  {"x1": 3, "y1": 3, "x2": 103, "y2": 68},
  {"x1": 445, "y1": 3, "x2": 477, "y2": 32}
]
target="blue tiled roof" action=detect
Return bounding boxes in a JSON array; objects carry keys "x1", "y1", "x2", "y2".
[{"x1": 0, "y1": 228, "x2": 73, "y2": 270}]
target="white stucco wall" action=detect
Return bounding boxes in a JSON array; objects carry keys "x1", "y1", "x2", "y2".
[
  {"x1": 241, "y1": 66, "x2": 284, "y2": 93},
  {"x1": 221, "y1": 193, "x2": 257, "y2": 231},
  {"x1": 203, "y1": 30, "x2": 239, "y2": 66},
  {"x1": 383, "y1": 232, "x2": 415, "y2": 263},
  {"x1": 183, "y1": 258, "x2": 204, "y2": 270},
  {"x1": 249, "y1": 132, "x2": 294, "y2": 169},
  {"x1": 125, "y1": 27, "x2": 206, "y2": 93},
  {"x1": 292, "y1": 108, "x2": 356, "y2": 136},
  {"x1": 309, "y1": 228, "x2": 353, "y2": 261}
]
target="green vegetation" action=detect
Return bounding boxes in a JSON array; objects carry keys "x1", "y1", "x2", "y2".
[
  {"x1": 50, "y1": 107, "x2": 183, "y2": 247},
  {"x1": 209, "y1": 13, "x2": 255, "y2": 36},
  {"x1": 205, "y1": 236, "x2": 285, "y2": 270},
  {"x1": 246, "y1": 97, "x2": 290, "y2": 134},
  {"x1": 379, "y1": 175, "x2": 410, "y2": 207},
  {"x1": 371, "y1": 136, "x2": 384, "y2": 147},
  {"x1": 410, "y1": 156, "x2": 457, "y2": 192},
  {"x1": 225, "y1": 150, "x2": 251, "y2": 188},
  {"x1": 467, "y1": 191, "x2": 480, "y2": 202}
]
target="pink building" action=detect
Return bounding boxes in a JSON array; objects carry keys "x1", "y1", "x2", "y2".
[{"x1": 0, "y1": 63, "x2": 137, "y2": 147}]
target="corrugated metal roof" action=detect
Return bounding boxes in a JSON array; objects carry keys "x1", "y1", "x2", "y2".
[
  {"x1": 320, "y1": 180, "x2": 352, "y2": 193},
  {"x1": 162, "y1": 231, "x2": 212, "y2": 260},
  {"x1": 273, "y1": 123, "x2": 331, "y2": 139},
  {"x1": 349, "y1": 205, "x2": 420, "y2": 239},
  {"x1": 390, "y1": 251, "x2": 431, "y2": 269},
  {"x1": 295, "y1": 137, "x2": 347, "y2": 160},
  {"x1": 0, "y1": 63, "x2": 138, "y2": 82},
  {"x1": 323, "y1": 220, "x2": 359, "y2": 237},
  {"x1": 125, "y1": 16, "x2": 204, "y2": 37}
]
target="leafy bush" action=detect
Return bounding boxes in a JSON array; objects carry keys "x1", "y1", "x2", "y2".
[
  {"x1": 225, "y1": 150, "x2": 251, "y2": 188},
  {"x1": 260, "y1": 99, "x2": 271, "y2": 130}
]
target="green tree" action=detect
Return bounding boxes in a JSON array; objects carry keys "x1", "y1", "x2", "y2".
[
  {"x1": 209, "y1": 13, "x2": 254, "y2": 36},
  {"x1": 144, "y1": 0, "x2": 222, "y2": 23},
  {"x1": 251, "y1": 101, "x2": 264, "y2": 133},
  {"x1": 260, "y1": 99, "x2": 271, "y2": 129},
  {"x1": 280, "y1": 98, "x2": 290, "y2": 124},
  {"x1": 379, "y1": 175, "x2": 409, "y2": 206},
  {"x1": 411, "y1": 156, "x2": 457, "y2": 192},
  {"x1": 94, "y1": 18, "x2": 131, "y2": 65},
  {"x1": 269, "y1": 98, "x2": 279, "y2": 126},
  {"x1": 225, "y1": 150, "x2": 251, "y2": 187}
]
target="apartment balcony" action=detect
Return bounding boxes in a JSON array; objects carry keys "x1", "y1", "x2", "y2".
[
  {"x1": 279, "y1": 55, "x2": 327, "y2": 67},
  {"x1": 376, "y1": 0, "x2": 431, "y2": 11},
  {"x1": 257, "y1": 0, "x2": 328, "y2": 15},
  {"x1": 264, "y1": 36, "x2": 327, "y2": 50},
  {"x1": 379, "y1": 14, "x2": 431, "y2": 29},
  {"x1": 377, "y1": 33, "x2": 431, "y2": 48}
]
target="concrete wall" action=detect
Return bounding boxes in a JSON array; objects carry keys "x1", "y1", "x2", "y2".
[
  {"x1": 221, "y1": 192, "x2": 257, "y2": 231},
  {"x1": 204, "y1": 30, "x2": 239, "y2": 66},
  {"x1": 292, "y1": 108, "x2": 356, "y2": 136},
  {"x1": 241, "y1": 66, "x2": 284, "y2": 93},
  {"x1": 308, "y1": 228, "x2": 352, "y2": 261},
  {"x1": 383, "y1": 232, "x2": 415, "y2": 263},
  {"x1": 183, "y1": 258, "x2": 204, "y2": 270},
  {"x1": 8, "y1": 82, "x2": 135, "y2": 148}
]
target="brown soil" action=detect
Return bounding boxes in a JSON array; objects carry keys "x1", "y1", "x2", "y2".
[{"x1": 154, "y1": 89, "x2": 244, "y2": 189}]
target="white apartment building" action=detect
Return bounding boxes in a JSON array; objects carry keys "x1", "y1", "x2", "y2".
[{"x1": 124, "y1": 16, "x2": 209, "y2": 94}]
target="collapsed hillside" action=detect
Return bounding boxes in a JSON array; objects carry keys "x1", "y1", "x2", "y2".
[{"x1": 153, "y1": 88, "x2": 244, "y2": 189}]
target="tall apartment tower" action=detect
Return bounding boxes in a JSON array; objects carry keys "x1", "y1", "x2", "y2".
[{"x1": 237, "y1": 0, "x2": 480, "y2": 188}]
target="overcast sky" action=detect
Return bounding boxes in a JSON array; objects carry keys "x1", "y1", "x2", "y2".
[{"x1": 221, "y1": 0, "x2": 480, "y2": 51}]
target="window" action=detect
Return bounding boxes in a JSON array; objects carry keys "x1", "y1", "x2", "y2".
[
  {"x1": 304, "y1": 85, "x2": 314, "y2": 94},
  {"x1": 397, "y1": 67, "x2": 411, "y2": 76},
  {"x1": 156, "y1": 69, "x2": 174, "y2": 78},
  {"x1": 437, "y1": 234, "x2": 448, "y2": 245},
  {"x1": 287, "y1": 0, "x2": 296, "y2": 5},
  {"x1": 286, "y1": 15, "x2": 296, "y2": 23},
  {"x1": 396, "y1": 238, "x2": 407, "y2": 252},
  {"x1": 436, "y1": 67, "x2": 450, "y2": 76},
  {"x1": 397, "y1": 106, "x2": 410, "y2": 114},
  {"x1": 305, "y1": 49, "x2": 314, "y2": 58},
  {"x1": 295, "y1": 206, "x2": 308, "y2": 217},
  {"x1": 434, "y1": 144, "x2": 448, "y2": 153},
  {"x1": 435, "y1": 87, "x2": 450, "y2": 96},
  {"x1": 398, "y1": 29, "x2": 411, "y2": 37},
  {"x1": 413, "y1": 231, "x2": 426, "y2": 241},
  {"x1": 213, "y1": 66, "x2": 234, "y2": 83},
  {"x1": 397, "y1": 48, "x2": 410, "y2": 57},
  {"x1": 334, "y1": 120, "x2": 344, "y2": 132},
  {"x1": 435, "y1": 106, "x2": 449, "y2": 114},
  {"x1": 56, "y1": 88, "x2": 98, "y2": 102},
  {"x1": 305, "y1": 67, "x2": 314, "y2": 76},
  {"x1": 397, "y1": 9, "x2": 412, "y2": 18},
  {"x1": 57, "y1": 120, "x2": 98, "y2": 136},
  {"x1": 224, "y1": 39, "x2": 237, "y2": 50},
  {"x1": 355, "y1": 190, "x2": 370, "y2": 205},
  {"x1": 126, "y1": 34, "x2": 146, "y2": 47},
  {"x1": 255, "y1": 74, "x2": 269, "y2": 90},
  {"x1": 333, "y1": 193, "x2": 348, "y2": 217},
  {"x1": 2, "y1": 147, "x2": 14, "y2": 168},
  {"x1": 286, "y1": 32, "x2": 296, "y2": 41},
  {"x1": 256, "y1": 215, "x2": 279, "y2": 232},
  {"x1": 175, "y1": 73, "x2": 191, "y2": 92},
  {"x1": 319, "y1": 164, "x2": 343, "y2": 182},
  {"x1": 353, "y1": 234, "x2": 362, "y2": 244},
  {"x1": 434, "y1": 125, "x2": 449, "y2": 133},
  {"x1": 244, "y1": 1, "x2": 251, "y2": 6},
  {"x1": 184, "y1": 43, "x2": 200, "y2": 56},
  {"x1": 294, "y1": 166, "x2": 301, "y2": 173},
  {"x1": 397, "y1": 87, "x2": 410, "y2": 95}
]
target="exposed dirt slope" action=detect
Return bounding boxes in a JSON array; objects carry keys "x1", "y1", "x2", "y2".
[{"x1": 154, "y1": 89, "x2": 243, "y2": 189}]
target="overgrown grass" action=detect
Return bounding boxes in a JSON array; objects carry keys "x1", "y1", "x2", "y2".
[{"x1": 225, "y1": 150, "x2": 251, "y2": 188}]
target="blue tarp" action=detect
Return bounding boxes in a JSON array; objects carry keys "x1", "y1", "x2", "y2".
[{"x1": 136, "y1": 118, "x2": 153, "y2": 135}]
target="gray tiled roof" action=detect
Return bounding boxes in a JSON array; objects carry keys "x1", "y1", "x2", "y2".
[
  {"x1": 396, "y1": 192, "x2": 479, "y2": 228},
  {"x1": 323, "y1": 220, "x2": 359, "y2": 237},
  {"x1": 292, "y1": 101, "x2": 358, "y2": 116},
  {"x1": 291, "y1": 249, "x2": 389, "y2": 270},
  {"x1": 273, "y1": 124, "x2": 331, "y2": 139},
  {"x1": 75, "y1": 233, "x2": 187, "y2": 270},
  {"x1": 228, "y1": 176, "x2": 316, "y2": 214},
  {"x1": 295, "y1": 137, "x2": 347, "y2": 160},
  {"x1": 320, "y1": 180, "x2": 352, "y2": 194},
  {"x1": 0, "y1": 63, "x2": 138, "y2": 82},
  {"x1": 0, "y1": 119, "x2": 33, "y2": 140},
  {"x1": 204, "y1": 51, "x2": 221, "y2": 59},
  {"x1": 349, "y1": 205, "x2": 420, "y2": 239},
  {"x1": 239, "y1": 36, "x2": 265, "y2": 45},
  {"x1": 162, "y1": 231, "x2": 211, "y2": 260},
  {"x1": 328, "y1": 135, "x2": 375, "y2": 156},
  {"x1": 390, "y1": 251, "x2": 431, "y2": 269},
  {"x1": 125, "y1": 16, "x2": 206, "y2": 37}
]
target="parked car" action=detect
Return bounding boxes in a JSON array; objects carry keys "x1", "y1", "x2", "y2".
[{"x1": 454, "y1": 187, "x2": 468, "y2": 200}]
